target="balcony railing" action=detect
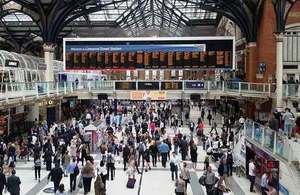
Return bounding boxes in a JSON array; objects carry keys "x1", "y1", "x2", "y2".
[
  {"x1": 0, "y1": 80, "x2": 300, "y2": 102},
  {"x1": 244, "y1": 120, "x2": 300, "y2": 162}
]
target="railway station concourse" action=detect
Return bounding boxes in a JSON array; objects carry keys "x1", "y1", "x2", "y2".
[{"x1": 0, "y1": 0, "x2": 300, "y2": 195}]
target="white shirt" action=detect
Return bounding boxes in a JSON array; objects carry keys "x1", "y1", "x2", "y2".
[
  {"x1": 249, "y1": 162, "x2": 256, "y2": 176},
  {"x1": 98, "y1": 165, "x2": 107, "y2": 175},
  {"x1": 170, "y1": 155, "x2": 180, "y2": 167},
  {"x1": 260, "y1": 173, "x2": 268, "y2": 187}
]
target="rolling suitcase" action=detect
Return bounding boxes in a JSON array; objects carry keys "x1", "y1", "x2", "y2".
[{"x1": 126, "y1": 178, "x2": 136, "y2": 188}]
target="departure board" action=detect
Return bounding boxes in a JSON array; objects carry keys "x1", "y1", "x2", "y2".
[{"x1": 64, "y1": 37, "x2": 235, "y2": 70}]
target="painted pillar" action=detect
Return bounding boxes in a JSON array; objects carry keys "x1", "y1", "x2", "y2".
[
  {"x1": 275, "y1": 33, "x2": 284, "y2": 109},
  {"x1": 43, "y1": 44, "x2": 56, "y2": 82},
  {"x1": 245, "y1": 42, "x2": 257, "y2": 82}
]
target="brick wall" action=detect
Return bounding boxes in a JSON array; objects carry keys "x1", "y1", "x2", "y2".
[
  {"x1": 255, "y1": 0, "x2": 277, "y2": 82},
  {"x1": 286, "y1": 1, "x2": 300, "y2": 26}
]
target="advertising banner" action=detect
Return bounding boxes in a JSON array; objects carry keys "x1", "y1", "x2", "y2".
[{"x1": 130, "y1": 91, "x2": 167, "y2": 100}]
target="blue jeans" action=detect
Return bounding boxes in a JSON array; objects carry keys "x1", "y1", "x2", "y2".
[{"x1": 284, "y1": 123, "x2": 293, "y2": 136}]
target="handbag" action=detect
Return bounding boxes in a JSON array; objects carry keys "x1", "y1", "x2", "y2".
[
  {"x1": 199, "y1": 175, "x2": 206, "y2": 186},
  {"x1": 78, "y1": 175, "x2": 83, "y2": 188}
]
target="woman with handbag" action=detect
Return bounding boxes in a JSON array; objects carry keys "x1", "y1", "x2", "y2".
[
  {"x1": 81, "y1": 160, "x2": 95, "y2": 195},
  {"x1": 175, "y1": 174, "x2": 186, "y2": 195},
  {"x1": 181, "y1": 162, "x2": 191, "y2": 192}
]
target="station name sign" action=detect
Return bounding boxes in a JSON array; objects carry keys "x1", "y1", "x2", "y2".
[{"x1": 5, "y1": 60, "x2": 19, "y2": 68}]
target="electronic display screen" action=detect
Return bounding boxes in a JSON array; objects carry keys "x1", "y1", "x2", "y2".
[
  {"x1": 161, "y1": 82, "x2": 183, "y2": 90},
  {"x1": 138, "y1": 82, "x2": 160, "y2": 90},
  {"x1": 64, "y1": 37, "x2": 234, "y2": 70},
  {"x1": 115, "y1": 82, "x2": 136, "y2": 90}
]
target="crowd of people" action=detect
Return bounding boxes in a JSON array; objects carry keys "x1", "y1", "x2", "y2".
[{"x1": 0, "y1": 98, "x2": 298, "y2": 195}]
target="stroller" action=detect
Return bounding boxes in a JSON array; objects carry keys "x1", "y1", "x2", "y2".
[{"x1": 211, "y1": 148, "x2": 223, "y2": 162}]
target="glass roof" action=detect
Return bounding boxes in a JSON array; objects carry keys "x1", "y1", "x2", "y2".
[
  {"x1": 1, "y1": 0, "x2": 217, "y2": 36},
  {"x1": 2, "y1": 12, "x2": 33, "y2": 22}
]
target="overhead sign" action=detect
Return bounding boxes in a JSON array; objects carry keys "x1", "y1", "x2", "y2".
[
  {"x1": 64, "y1": 37, "x2": 235, "y2": 70},
  {"x1": 5, "y1": 60, "x2": 19, "y2": 68},
  {"x1": 130, "y1": 91, "x2": 167, "y2": 100}
]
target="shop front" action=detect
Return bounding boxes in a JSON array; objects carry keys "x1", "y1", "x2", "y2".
[
  {"x1": 245, "y1": 140, "x2": 280, "y2": 193},
  {"x1": 38, "y1": 99, "x2": 61, "y2": 126}
]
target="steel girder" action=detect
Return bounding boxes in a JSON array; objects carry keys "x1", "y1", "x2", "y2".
[{"x1": 1, "y1": 0, "x2": 297, "y2": 46}]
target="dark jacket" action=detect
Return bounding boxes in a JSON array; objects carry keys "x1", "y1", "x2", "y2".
[
  {"x1": 48, "y1": 167, "x2": 64, "y2": 182},
  {"x1": 0, "y1": 172, "x2": 6, "y2": 189},
  {"x1": 7, "y1": 175, "x2": 21, "y2": 194}
]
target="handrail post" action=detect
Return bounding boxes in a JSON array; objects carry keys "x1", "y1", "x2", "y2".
[
  {"x1": 263, "y1": 83, "x2": 266, "y2": 93},
  {"x1": 70, "y1": 82, "x2": 74, "y2": 93},
  {"x1": 268, "y1": 83, "x2": 271, "y2": 96},
  {"x1": 47, "y1": 82, "x2": 50, "y2": 97},
  {"x1": 88, "y1": 81, "x2": 91, "y2": 92},
  {"x1": 35, "y1": 83, "x2": 39, "y2": 98},
  {"x1": 285, "y1": 85, "x2": 288, "y2": 97},
  {"x1": 248, "y1": 82, "x2": 250, "y2": 91},
  {"x1": 64, "y1": 82, "x2": 67, "y2": 94},
  {"x1": 113, "y1": 81, "x2": 116, "y2": 91},
  {"x1": 182, "y1": 81, "x2": 185, "y2": 92},
  {"x1": 238, "y1": 82, "x2": 241, "y2": 94},
  {"x1": 56, "y1": 82, "x2": 59, "y2": 95},
  {"x1": 252, "y1": 122, "x2": 255, "y2": 139},
  {"x1": 261, "y1": 128, "x2": 265, "y2": 146},
  {"x1": 22, "y1": 83, "x2": 25, "y2": 100},
  {"x1": 288, "y1": 141, "x2": 292, "y2": 162},
  {"x1": 5, "y1": 84, "x2": 8, "y2": 102},
  {"x1": 207, "y1": 81, "x2": 210, "y2": 92},
  {"x1": 273, "y1": 133, "x2": 277, "y2": 154}
]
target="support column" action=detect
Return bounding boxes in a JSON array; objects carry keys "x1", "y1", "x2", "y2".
[
  {"x1": 43, "y1": 44, "x2": 56, "y2": 82},
  {"x1": 245, "y1": 42, "x2": 257, "y2": 82},
  {"x1": 26, "y1": 103, "x2": 39, "y2": 122},
  {"x1": 275, "y1": 33, "x2": 283, "y2": 109}
]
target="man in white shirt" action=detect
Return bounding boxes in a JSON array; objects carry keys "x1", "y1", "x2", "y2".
[{"x1": 248, "y1": 159, "x2": 256, "y2": 192}]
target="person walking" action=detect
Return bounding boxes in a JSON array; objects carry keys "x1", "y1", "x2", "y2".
[
  {"x1": 179, "y1": 136, "x2": 188, "y2": 161},
  {"x1": 204, "y1": 166, "x2": 217, "y2": 194},
  {"x1": 260, "y1": 170, "x2": 270, "y2": 195},
  {"x1": 181, "y1": 162, "x2": 191, "y2": 191},
  {"x1": 48, "y1": 163, "x2": 64, "y2": 193},
  {"x1": 62, "y1": 151, "x2": 71, "y2": 177},
  {"x1": 170, "y1": 152, "x2": 180, "y2": 181},
  {"x1": 190, "y1": 140, "x2": 198, "y2": 169},
  {"x1": 44, "y1": 148, "x2": 53, "y2": 171},
  {"x1": 67, "y1": 158, "x2": 79, "y2": 193},
  {"x1": 106, "y1": 152, "x2": 115, "y2": 181},
  {"x1": 81, "y1": 160, "x2": 95, "y2": 194},
  {"x1": 248, "y1": 159, "x2": 256, "y2": 193},
  {"x1": 97, "y1": 161, "x2": 107, "y2": 190},
  {"x1": 0, "y1": 168, "x2": 6, "y2": 195},
  {"x1": 226, "y1": 151, "x2": 233, "y2": 176},
  {"x1": 34, "y1": 155, "x2": 42, "y2": 182},
  {"x1": 122, "y1": 144, "x2": 130, "y2": 171},
  {"x1": 149, "y1": 141, "x2": 158, "y2": 167},
  {"x1": 159, "y1": 141, "x2": 170, "y2": 168},
  {"x1": 174, "y1": 174, "x2": 186, "y2": 195},
  {"x1": 6, "y1": 170, "x2": 21, "y2": 195}
]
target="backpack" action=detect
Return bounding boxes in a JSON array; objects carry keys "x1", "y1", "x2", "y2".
[
  {"x1": 107, "y1": 154, "x2": 114, "y2": 164},
  {"x1": 138, "y1": 143, "x2": 145, "y2": 153},
  {"x1": 74, "y1": 165, "x2": 79, "y2": 175}
]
